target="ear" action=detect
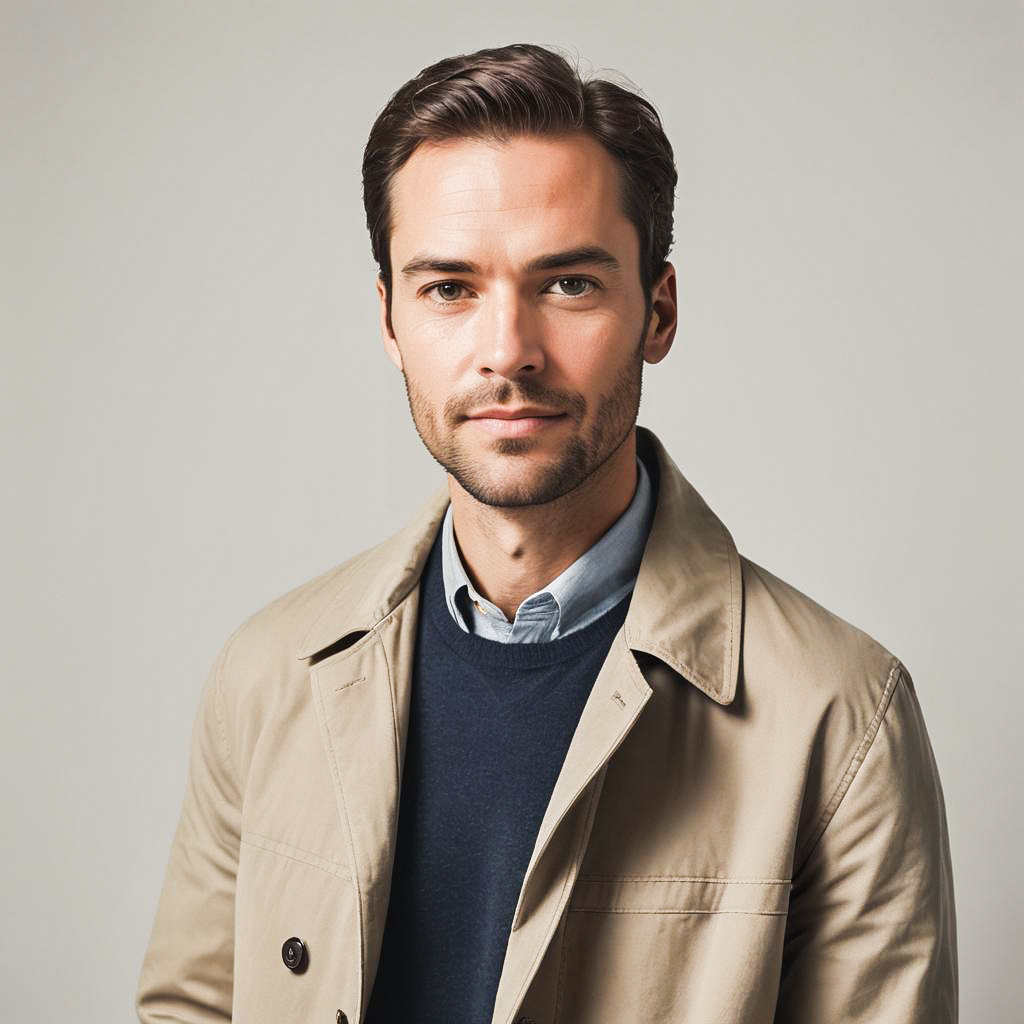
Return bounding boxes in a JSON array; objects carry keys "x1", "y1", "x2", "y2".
[
  {"x1": 376, "y1": 274, "x2": 403, "y2": 371},
  {"x1": 642, "y1": 262, "x2": 677, "y2": 365}
]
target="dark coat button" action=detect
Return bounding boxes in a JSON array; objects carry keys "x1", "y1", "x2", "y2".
[{"x1": 281, "y1": 936, "x2": 308, "y2": 973}]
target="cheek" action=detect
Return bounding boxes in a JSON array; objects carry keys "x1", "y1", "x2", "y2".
[
  {"x1": 397, "y1": 343, "x2": 462, "y2": 413},
  {"x1": 545, "y1": 312, "x2": 630, "y2": 387},
  {"x1": 394, "y1": 319, "x2": 493, "y2": 403},
  {"x1": 402, "y1": 354, "x2": 442, "y2": 395}
]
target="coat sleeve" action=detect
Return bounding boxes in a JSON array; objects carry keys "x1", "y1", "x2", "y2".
[
  {"x1": 774, "y1": 662, "x2": 958, "y2": 1023},
  {"x1": 136, "y1": 637, "x2": 243, "y2": 1022}
]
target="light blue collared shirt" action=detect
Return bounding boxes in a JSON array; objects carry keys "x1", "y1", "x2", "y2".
[{"x1": 440, "y1": 458, "x2": 654, "y2": 643}]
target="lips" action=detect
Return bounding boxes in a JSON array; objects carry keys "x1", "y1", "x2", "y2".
[
  {"x1": 463, "y1": 409, "x2": 568, "y2": 439},
  {"x1": 465, "y1": 406, "x2": 563, "y2": 420}
]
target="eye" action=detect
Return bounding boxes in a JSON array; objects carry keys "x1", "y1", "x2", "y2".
[
  {"x1": 548, "y1": 277, "x2": 596, "y2": 297},
  {"x1": 425, "y1": 281, "x2": 470, "y2": 303}
]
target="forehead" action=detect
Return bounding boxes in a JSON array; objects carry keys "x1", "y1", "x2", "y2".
[{"x1": 388, "y1": 134, "x2": 638, "y2": 267}]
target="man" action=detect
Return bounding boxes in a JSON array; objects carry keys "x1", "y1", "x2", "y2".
[{"x1": 137, "y1": 44, "x2": 957, "y2": 1023}]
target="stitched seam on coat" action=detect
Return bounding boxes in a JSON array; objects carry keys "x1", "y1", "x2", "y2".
[
  {"x1": 794, "y1": 658, "x2": 902, "y2": 875},
  {"x1": 726, "y1": 539, "x2": 737, "y2": 700},
  {"x1": 577, "y1": 875, "x2": 791, "y2": 884},
  {"x1": 374, "y1": 616, "x2": 403, "y2": 942},
  {"x1": 212, "y1": 625, "x2": 248, "y2": 795},
  {"x1": 554, "y1": 909, "x2": 571, "y2": 1023},
  {"x1": 311, "y1": 656, "x2": 368, "y2": 1016},
  {"x1": 568, "y1": 907, "x2": 788, "y2": 916},
  {"x1": 377, "y1": 610, "x2": 403, "y2": 811},
  {"x1": 520, "y1": 772, "x2": 605, "y2": 1024},
  {"x1": 622, "y1": 633, "x2": 651, "y2": 696},
  {"x1": 332, "y1": 675, "x2": 366, "y2": 693},
  {"x1": 240, "y1": 831, "x2": 351, "y2": 880},
  {"x1": 631, "y1": 639, "x2": 717, "y2": 700},
  {"x1": 361, "y1": 626, "x2": 396, "y2": 1014}
]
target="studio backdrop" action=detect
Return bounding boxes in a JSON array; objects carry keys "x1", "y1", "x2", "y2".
[{"x1": 2, "y1": 1, "x2": 1020, "y2": 1020}]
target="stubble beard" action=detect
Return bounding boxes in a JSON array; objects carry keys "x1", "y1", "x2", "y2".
[{"x1": 400, "y1": 333, "x2": 646, "y2": 509}]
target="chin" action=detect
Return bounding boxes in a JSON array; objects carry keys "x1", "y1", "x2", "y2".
[{"x1": 450, "y1": 454, "x2": 587, "y2": 509}]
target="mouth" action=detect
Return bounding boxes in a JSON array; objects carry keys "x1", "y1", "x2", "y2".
[
  {"x1": 465, "y1": 406, "x2": 564, "y2": 420},
  {"x1": 463, "y1": 407, "x2": 569, "y2": 438}
]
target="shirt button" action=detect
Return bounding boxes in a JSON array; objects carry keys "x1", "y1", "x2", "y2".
[{"x1": 281, "y1": 936, "x2": 308, "y2": 973}]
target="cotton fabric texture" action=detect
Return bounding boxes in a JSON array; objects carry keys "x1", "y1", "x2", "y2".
[{"x1": 136, "y1": 426, "x2": 957, "y2": 1023}]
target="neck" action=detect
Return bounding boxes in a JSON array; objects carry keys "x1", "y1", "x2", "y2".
[{"x1": 447, "y1": 430, "x2": 639, "y2": 621}]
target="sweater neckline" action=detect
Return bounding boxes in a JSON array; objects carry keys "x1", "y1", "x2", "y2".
[{"x1": 421, "y1": 528, "x2": 633, "y2": 672}]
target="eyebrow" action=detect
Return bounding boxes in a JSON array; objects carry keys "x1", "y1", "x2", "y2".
[{"x1": 399, "y1": 245, "x2": 623, "y2": 278}]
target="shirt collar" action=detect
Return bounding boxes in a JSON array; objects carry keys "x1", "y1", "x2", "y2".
[
  {"x1": 440, "y1": 458, "x2": 653, "y2": 639},
  {"x1": 297, "y1": 427, "x2": 742, "y2": 706}
]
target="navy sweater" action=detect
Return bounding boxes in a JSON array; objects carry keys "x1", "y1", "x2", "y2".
[{"x1": 363, "y1": 528, "x2": 633, "y2": 1023}]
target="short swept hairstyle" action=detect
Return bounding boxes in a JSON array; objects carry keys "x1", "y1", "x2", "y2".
[{"x1": 362, "y1": 43, "x2": 677, "y2": 324}]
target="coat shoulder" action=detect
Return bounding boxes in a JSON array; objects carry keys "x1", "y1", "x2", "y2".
[
  {"x1": 213, "y1": 539, "x2": 393, "y2": 708},
  {"x1": 737, "y1": 557, "x2": 916, "y2": 870},
  {"x1": 202, "y1": 486, "x2": 447, "y2": 768},
  {"x1": 191, "y1": 537, "x2": 405, "y2": 788},
  {"x1": 244, "y1": 546, "x2": 379, "y2": 648},
  {"x1": 739, "y1": 555, "x2": 903, "y2": 709}
]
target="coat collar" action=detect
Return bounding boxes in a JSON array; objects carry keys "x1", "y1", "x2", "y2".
[{"x1": 297, "y1": 426, "x2": 741, "y2": 705}]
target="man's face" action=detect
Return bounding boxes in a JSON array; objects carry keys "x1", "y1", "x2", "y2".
[{"x1": 379, "y1": 133, "x2": 674, "y2": 508}]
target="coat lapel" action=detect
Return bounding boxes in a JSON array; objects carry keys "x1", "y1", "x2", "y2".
[
  {"x1": 491, "y1": 635, "x2": 653, "y2": 1024},
  {"x1": 299, "y1": 490, "x2": 446, "y2": 1019},
  {"x1": 309, "y1": 597, "x2": 419, "y2": 1019}
]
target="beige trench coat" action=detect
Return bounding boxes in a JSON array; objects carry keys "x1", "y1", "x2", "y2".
[{"x1": 137, "y1": 427, "x2": 957, "y2": 1023}]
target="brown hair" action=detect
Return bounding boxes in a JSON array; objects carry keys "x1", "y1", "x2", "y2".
[{"x1": 362, "y1": 44, "x2": 677, "y2": 323}]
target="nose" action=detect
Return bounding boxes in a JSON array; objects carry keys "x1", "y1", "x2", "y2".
[{"x1": 473, "y1": 288, "x2": 545, "y2": 380}]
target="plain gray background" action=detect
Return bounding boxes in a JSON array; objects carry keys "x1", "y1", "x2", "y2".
[{"x1": 3, "y1": 0, "x2": 1021, "y2": 1019}]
